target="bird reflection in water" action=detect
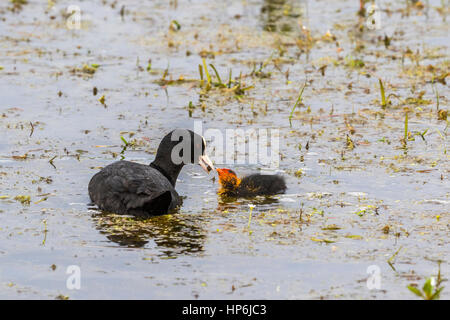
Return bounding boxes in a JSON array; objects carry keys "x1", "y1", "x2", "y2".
[
  {"x1": 91, "y1": 211, "x2": 206, "y2": 257},
  {"x1": 216, "y1": 194, "x2": 281, "y2": 214}
]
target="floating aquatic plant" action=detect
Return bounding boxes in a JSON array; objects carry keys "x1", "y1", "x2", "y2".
[
  {"x1": 379, "y1": 78, "x2": 387, "y2": 108},
  {"x1": 408, "y1": 263, "x2": 445, "y2": 300},
  {"x1": 289, "y1": 81, "x2": 307, "y2": 127}
]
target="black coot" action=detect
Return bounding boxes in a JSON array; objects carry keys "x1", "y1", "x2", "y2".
[
  {"x1": 216, "y1": 168, "x2": 286, "y2": 197},
  {"x1": 89, "y1": 129, "x2": 214, "y2": 217}
]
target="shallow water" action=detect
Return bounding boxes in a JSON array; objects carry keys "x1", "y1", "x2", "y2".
[{"x1": 0, "y1": 0, "x2": 448, "y2": 299}]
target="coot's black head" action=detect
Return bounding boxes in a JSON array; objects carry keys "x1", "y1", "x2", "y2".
[{"x1": 151, "y1": 129, "x2": 214, "y2": 186}]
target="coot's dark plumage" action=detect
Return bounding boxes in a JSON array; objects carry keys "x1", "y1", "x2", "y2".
[
  {"x1": 89, "y1": 129, "x2": 214, "y2": 217},
  {"x1": 216, "y1": 168, "x2": 286, "y2": 197}
]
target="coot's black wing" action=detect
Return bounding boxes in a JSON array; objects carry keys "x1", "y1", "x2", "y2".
[
  {"x1": 88, "y1": 161, "x2": 181, "y2": 217},
  {"x1": 239, "y1": 174, "x2": 286, "y2": 196}
]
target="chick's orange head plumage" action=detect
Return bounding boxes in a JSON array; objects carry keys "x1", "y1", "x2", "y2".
[{"x1": 216, "y1": 168, "x2": 241, "y2": 191}]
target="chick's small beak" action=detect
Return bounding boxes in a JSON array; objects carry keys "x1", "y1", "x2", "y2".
[{"x1": 198, "y1": 154, "x2": 214, "y2": 173}]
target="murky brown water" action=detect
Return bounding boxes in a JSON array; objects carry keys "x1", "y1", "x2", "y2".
[{"x1": 0, "y1": 0, "x2": 448, "y2": 299}]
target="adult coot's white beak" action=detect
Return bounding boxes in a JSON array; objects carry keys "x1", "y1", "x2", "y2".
[{"x1": 198, "y1": 154, "x2": 214, "y2": 173}]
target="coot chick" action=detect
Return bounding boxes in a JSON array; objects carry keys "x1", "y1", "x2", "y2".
[
  {"x1": 89, "y1": 129, "x2": 214, "y2": 217},
  {"x1": 216, "y1": 168, "x2": 286, "y2": 197}
]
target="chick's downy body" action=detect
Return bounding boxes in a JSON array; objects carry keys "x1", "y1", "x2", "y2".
[{"x1": 216, "y1": 168, "x2": 286, "y2": 197}]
